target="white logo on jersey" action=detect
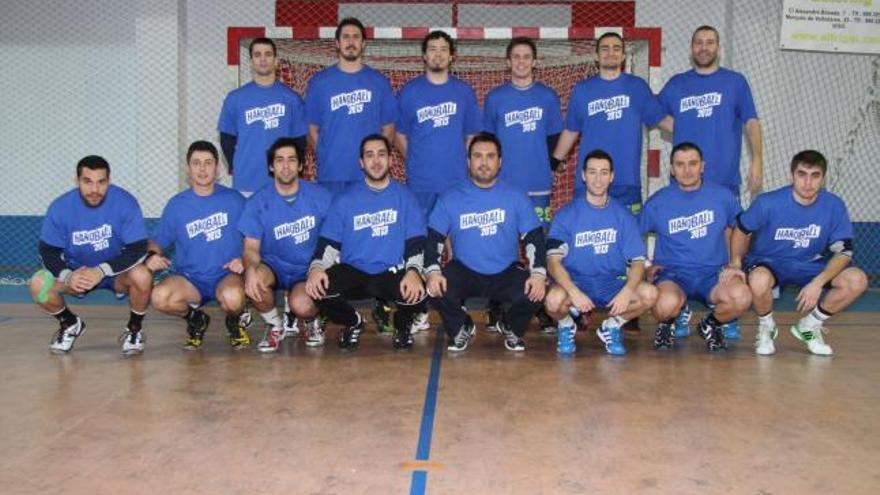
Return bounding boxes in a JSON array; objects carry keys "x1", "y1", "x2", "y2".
[
  {"x1": 679, "y1": 92, "x2": 722, "y2": 118},
  {"x1": 330, "y1": 89, "x2": 373, "y2": 115},
  {"x1": 587, "y1": 95, "x2": 630, "y2": 121},
  {"x1": 460, "y1": 208, "x2": 506, "y2": 237},
  {"x1": 668, "y1": 209, "x2": 714, "y2": 239},
  {"x1": 274, "y1": 216, "x2": 316, "y2": 245},
  {"x1": 245, "y1": 103, "x2": 286, "y2": 130},
  {"x1": 186, "y1": 212, "x2": 228, "y2": 242},
  {"x1": 417, "y1": 102, "x2": 457, "y2": 128},
  {"x1": 353, "y1": 209, "x2": 398, "y2": 237},
  {"x1": 504, "y1": 107, "x2": 543, "y2": 132},
  {"x1": 72, "y1": 224, "x2": 113, "y2": 252},
  {"x1": 575, "y1": 228, "x2": 618, "y2": 254},
  {"x1": 774, "y1": 224, "x2": 821, "y2": 249}
]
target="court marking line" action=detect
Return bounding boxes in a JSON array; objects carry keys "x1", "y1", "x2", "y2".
[{"x1": 409, "y1": 331, "x2": 445, "y2": 495}]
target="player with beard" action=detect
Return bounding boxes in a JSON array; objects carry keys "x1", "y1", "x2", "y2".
[
  {"x1": 146, "y1": 141, "x2": 251, "y2": 350},
  {"x1": 306, "y1": 134, "x2": 427, "y2": 351},
  {"x1": 30, "y1": 156, "x2": 152, "y2": 355},
  {"x1": 238, "y1": 138, "x2": 333, "y2": 353},
  {"x1": 425, "y1": 133, "x2": 546, "y2": 352}
]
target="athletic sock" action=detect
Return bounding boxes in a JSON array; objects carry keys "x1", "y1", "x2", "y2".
[
  {"x1": 51, "y1": 306, "x2": 78, "y2": 327},
  {"x1": 261, "y1": 308, "x2": 282, "y2": 328},
  {"x1": 705, "y1": 312, "x2": 722, "y2": 327},
  {"x1": 758, "y1": 312, "x2": 776, "y2": 328},
  {"x1": 128, "y1": 310, "x2": 145, "y2": 332},
  {"x1": 608, "y1": 315, "x2": 627, "y2": 327},
  {"x1": 800, "y1": 306, "x2": 831, "y2": 330},
  {"x1": 558, "y1": 315, "x2": 575, "y2": 328}
]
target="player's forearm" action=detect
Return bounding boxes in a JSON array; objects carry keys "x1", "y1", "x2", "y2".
[
  {"x1": 38, "y1": 241, "x2": 72, "y2": 281},
  {"x1": 746, "y1": 119, "x2": 763, "y2": 164},
  {"x1": 242, "y1": 239, "x2": 262, "y2": 270},
  {"x1": 308, "y1": 125, "x2": 319, "y2": 151},
  {"x1": 657, "y1": 115, "x2": 674, "y2": 133},
  {"x1": 523, "y1": 227, "x2": 547, "y2": 277},
  {"x1": 98, "y1": 239, "x2": 148, "y2": 276},
  {"x1": 309, "y1": 236, "x2": 341, "y2": 272},
  {"x1": 624, "y1": 260, "x2": 646, "y2": 290},
  {"x1": 548, "y1": 255, "x2": 577, "y2": 294},
  {"x1": 404, "y1": 235, "x2": 426, "y2": 273},
  {"x1": 219, "y1": 132, "x2": 237, "y2": 171},
  {"x1": 394, "y1": 133, "x2": 408, "y2": 158},
  {"x1": 813, "y1": 254, "x2": 851, "y2": 287},
  {"x1": 424, "y1": 228, "x2": 446, "y2": 274},
  {"x1": 552, "y1": 130, "x2": 578, "y2": 161},
  {"x1": 728, "y1": 228, "x2": 751, "y2": 268},
  {"x1": 381, "y1": 123, "x2": 396, "y2": 142}
]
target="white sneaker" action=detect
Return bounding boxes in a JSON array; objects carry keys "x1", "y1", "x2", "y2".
[
  {"x1": 305, "y1": 318, "x2": 326, "y2": 347},
  {"x1": 790, "y1": 324, "x2": 833, "y2": 356},
  {"x1": 258, "y1": 325, "x2": 283, "y2": 353},
  {"x1": 282, "y1": 312, "x2": 300, "y2": 338},
  {"x1": 411, "y1": 312, "x2": 430, "y2": 334},
  {"x1": 49, "y1": 316, "x2": 85, "y2": 354},
  {"x1": 755, "y1": 323, "x2": 777, "y2": 355},
  {"x1": 239, "y1": 310, "x2": 253, "y2": 329},
  {"x1": 120, "y1": 328, "x2": 144, "y2": 355}
]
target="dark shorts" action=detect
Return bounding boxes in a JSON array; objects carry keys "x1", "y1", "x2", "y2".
[
  {"x1": 178, "y1": 272, "x2": 228, "y2": 306},
  {"x1": 747, "y1": 258, "x2": 827, "y2": 290},
  {"x1": 655, "y1": 266, "x2": 720, "y2": 306},
  {"x1": 572, "y1": 275, "x2": 627, "y2": 308},
  {"x1": 264, "y1": 261, "x2": 306, "y2": 291}
]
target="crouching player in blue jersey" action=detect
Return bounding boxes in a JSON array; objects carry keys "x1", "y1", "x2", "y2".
[
  {"x1": 425, "y1": 133, "x2": 547, "y2": 352},
  {"x1": 146, "y1": 141, "x2": 250, "y2": 350},
  {"x1": 30, "y1": 156, "x2": 152, "y2": 355},
  {"x1": 238, "y1": 138, "x2": 333, "y2": 353},
  {"x1": 730, "y1": 150, "x2": 867, "y2": 356},
  {"x1": 544, "y1": 150, "x2": 657, "y2": 355},
  {"x1": 640, "y1": 142, "x2": 751, "y2": 352},
  {"x1": 305, "y1": 134, "x2": 427, "y2": 351}
]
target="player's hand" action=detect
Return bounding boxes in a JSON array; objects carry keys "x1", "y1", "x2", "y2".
[
  {"x1": 719, "y1": 265, "x2": 746, "y2": 284},
  {"x1": 77, "y1": 267, "x2": 104, "y2": 292},
  {"x1": 426, "y1": 272, "x2": 447, "y2": 298},
  {"x1": 796, "y1": 280, "x2": 823, "y2": 313},
  {"x1": 224, "y1": 258, "x2": 244, "y2": 275},
  {"x1": 748, "y1": 159, "x2": 763, "y2": 197},
  {"x1": 399, "y1": 270, "x2": 425, "y2": 304},
  {"x1": 524, "y1": 274, "x2": 546, "y2": 302},
  {"x1": 568, "y1": 287, "x2": 595, "y2": 314},
  {"x1": 305, "y1": 269, "x2": 329, "y2": 300},
  {"x1": 607, "y1": 286, "x2": 633, "y2": 316},
  {"x1": 244, "y1": 265, "x2": 266, "y2": 302},
  {"x1": 145, "y1": 254, "x2": 170, "y2": 272},
  {"x1": 645, "y1": 264, "x2": 663, "y2": 283},
  {"x1": 65, "y1": 269, "x2": 90, "y2": 294}
]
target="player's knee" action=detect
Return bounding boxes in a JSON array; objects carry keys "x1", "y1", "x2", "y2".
[
  {"x1": 128, "y1": 265, "x2": 153, "y2": 290},
  {"x1": 149, "y1": 283, "x2": 173, "y2": 310},
  {"x1": 653, "y1": 290, "x2": 683, "y2": 320},
  {"x1": 638, "y1": 284, "x2": 658, "y2": 309},
  {"x1": 839, "y1": 268, "x2": 868, "y2": 296},
  {"x1": 290, "y1": 293, "x2": 317, "y2": 317},
  {"x1": 748, "y1": 268, "x2": 774, "y2": 296},
  {"x1": 729, "y1": 284, "x2": 753, "y2": 311},
  {"x1": 217, "y1": 285, "x2": 245, "y2": 313},
  {"x1": 29, "y1": 270, "x2": 49, "y2": 296},
  {"x1": 543, "y1": 287, "x2": 568, "y2": 315}
]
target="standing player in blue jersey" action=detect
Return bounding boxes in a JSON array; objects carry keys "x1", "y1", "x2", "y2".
[
  {"x1": 238, "y1": 138, "x2": 333, "y2": 353},
  {"x1": 305, "y1": 134, "x2": 427, "y2": 351},
  {"x1": 425, "y1": 133, "x2": 547, "y2": 352},
  {"x1": 552, "y1": 32, "x2": 671, "y2": 212},
  {"x1": 730, "y1": 150, "x2": 867, "y2": 356},
  {"x1": 29, "y1": 156, "x2": 153, "y2": 355},
  {"x1": 218, "y1": 37, "x2": 308, "y2": 194},
  {"x1": 305, "y1": 17, "x2": 397, "y2": 193},
  {"x1": 483, "y1": 37, "x2": 563, "y2": 335},
  {"x1": 146, "y1": 141, "x2": 250, "y2": 350},
  {"x1": 658, "y1": 25, "x2": 765, "y2": 340},
  {"x1": 640, "y1": 143, "x2": 752, "y2": 352},
  {"x1": 545, "y1": 150, "x2": 657, "y2": 355}
]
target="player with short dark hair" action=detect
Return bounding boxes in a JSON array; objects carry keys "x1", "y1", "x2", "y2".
[
  {"x1": 30, "y1": 155, "x2": 152, "y2": 355},
  {"x1": 146, "y1": 141, "x2": 250, "y2": 350},
  {"x1": 730, "y1": 150, "x2": 867, "y2": 356}
]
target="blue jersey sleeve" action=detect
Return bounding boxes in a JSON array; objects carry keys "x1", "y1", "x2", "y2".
[
  {"x1": 657, "y1": 77, "x2": 677, "y2": 116},
  {"x1": 319, "y1": 195, "x2": 346, "y2": 243},
  {"x1": 396, "y1": 87, "x2": 413, "y2": 136},
  {"x1": 237, "y1": 198, "x2": 264, "y2": 240},
  {"x1": 119, "y1": 195, "x2": 147, "y2": 243},
  {"x1": 40, "y1": 202, "x2": 67, "y2": 248},
  {"x1": 379, "y1": 77, "x2": 398, "y2": 126},
  {"x1": 546, "y1": 90, "x2": 564, "y2": 135},
  {"x1": 638, "y1": 200, "x2": 655, "y2": 235},
  {"x1": 737, "y1": 195, "x2": 767, "y2": 233},
  {"x1": 547, "y1": 208, "x2": 570, "y2": 244},
  {"x1": 735, "y1": 74, "x2": 758, "y2": 121},
  {"x1": 828, "y1": 197, "x2": 854, "y2": 244},
  {"x1": 483, "y1": 91, "x2": 499, "y2": 134},
  {"x1": 427, "y1": 195, "x2": 451, "y2": 235},
  {"x1": 724, "y1": 189, "x2": 742, "y2": 226},
  {"x1": 304, "y1": 78, "x2": 323, "y2": 127},
  {"x1": 619, "y1": 210, "x2": 646, "y2": 261},
  {"x1": 217, "y1": 92, "x2": 237, "y2": 135},
  {"x1": 289, "y1": 93, "x2": 308, "y2": 137},
  {"x1": 515, "y1": 192, "x2": 541, "y2": 234},
  {"x1": 463, "y1": 85, "x2": 483, "y2": 135},
  {"x1": 564, "y1": 84, "x2": 585, "y2": 132},
  {"x1": 640, "y1": 84, "x2": 666, "y2": 127},
  {"x1": 153, "y1": 201, "x2": 176, "y2": 249},
  {"x1": 403, "y1": 189, "x2": 427, "y2": 238}
]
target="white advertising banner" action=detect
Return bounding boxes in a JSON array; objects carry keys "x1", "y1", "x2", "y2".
[{"x1": 780, "y1": 0, "x2": 880, "y2": 54}]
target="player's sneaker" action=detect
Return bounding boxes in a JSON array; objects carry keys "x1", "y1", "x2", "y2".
[
  {"x1": 239, "y1": 309, "x2": 253, "y2": 329},
  {"x1": 596, "y1": 319, "x2": 626, "y2": 355},
  {"x1": 305, "y1": 317, "x2": 326, "y2": 347},
  {"x1": 674, "y1": 305, "x2": 691, "y2": 338},
  {"x1": 654, "y1": 322, "x2": 674, "y2": 350},
  {"x1": 486, "y1": 301, "x2": 504, "y2": 333},
  {"x1": 699, "y1": 316, "x2": 727, "y2": 352},
  {"x1": 49, "y1": 316, "x2": 85, "y2": 354},
  {"x1": 257, "y1": 324, "x2": 282, "y2": 353},
  {"x1": 183, "y1": 309, "x2": 210, "y2": 350},
  {"x1": 392, "y1": 319, "x2": 414, "y2": 350},
  {"x1": 447, "y1": 319, "x2": 476, "y2": 352},
  {"x1": 722, "y1": 319, "x2": 741, "y2": 340},
  {"x1": 755, "y1": 323, "x2": 777, "y2": 356},
  {"x1": 339, "y1": 318, "x2": 364, "y2": 351},
  {"x1": 282, "y1": 311, "x2": 300, "y2": 338},
  {"x1": 556, "y1": 322, "x2": 576, "y2": 355},
  {"x1": 790, "y1": 324, "x2": 833, "y2": 356},
  {"x1": 120, "y1": 327, "x2": 144, "y2": 356},
  {"x1": 371, "y1": 302, "x2": 393, "y2": 334},
  {"x1": 225, "y1": 315, "x2": 250, "y2": 350},
  {"x1": 537, "y1": 308, "x2": 557, "y2": 335},
  {"x1": 499, "y1": 322, "x2": 525, "y2": 352},
  {"x1": 411, "y1": 311, "x2": 430, "y2": 334}
]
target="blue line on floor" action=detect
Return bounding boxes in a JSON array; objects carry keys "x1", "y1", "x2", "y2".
[{"x1": 409, "y1": 331, "x2": 445, "y2": 495}]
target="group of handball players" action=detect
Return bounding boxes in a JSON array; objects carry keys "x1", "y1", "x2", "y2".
[{"x1": 30, "y1": 18, "x2": 867, "y2": 358}]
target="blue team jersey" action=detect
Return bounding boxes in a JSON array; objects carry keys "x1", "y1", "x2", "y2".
[
  {"x1": 40, "y1": 185, "x2": 147, "y2": 270},
  {"x1": 429, "y1": 180, "x2": 540, "y2": 275},
  {"x1": 565, "y1": 73, "x2": 665, "y2": 194},
  {"x1": 217, "y1": 81, "x2": 308, "y2": 192},
  {"x1": 397, "y1": 75, "x2": 483, "y2": 193},
  {"x1": 153, "y1": 185, "x2": 245, "y2": 281},
  {"x1": 739, "y1": 186, "x2": 853, "y2": 263},
  {"x1": 238, "y1": 181, "x2": 332, "y2": 277},
  {"x1": 320, "y1": 180, "x2": 425, "y2": 275},
  {"x1": 659, "y1": 68, "x2": 758, "y2": 187},
  {"x1": 484, "y1": 82, "x2": 563, "y2": 194},
  {"x1": 305, "y1": 65, "x2": 397, "y2": 183},
  {"x1": 639, "y1": 182, "x2": 740, "y2": 270},
  {"x1": 549, "y1": 197, "x2": 645, "y2": 281}
]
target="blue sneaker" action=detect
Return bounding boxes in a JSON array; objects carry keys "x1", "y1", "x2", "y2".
[
  {"x1": 674, "y1": 305, "x2": 691, "y2": 338},
  {"x1": 557, "y1": 323, "x2": 576, "y2": 355},
  {"x1": 722, "y1": 319, "x2": 741, "y2": 340},
  {"x1": 596, "y1": 319, "x2": 626, "y2": 355}
]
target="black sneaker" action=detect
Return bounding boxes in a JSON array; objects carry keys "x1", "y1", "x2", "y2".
[
  {"x1": 371, "y1": 302, "x2": 393, "y2": 334},
  {"x1": 486, "y1": 300, "x2": 504, "y2": 333},
  {"x1": 184, "y1": 309, "x2": 210, "y2": 350},
  {"x1": 447, "y1": 319, "x2": 476, "y2": 352},
  {"x1": 392, "y1": 322, "x2": 413, "y2": 350},
  {"x1": 500, "y1": 322, "x2": 525, "y2": 352},
  {"x1": 536, "y1": 307, "x2": 557, "y2": 335},
  {"x1": 699, "y1": 316, "x2": 727, "y2": 352},
  {"x1": 654, "y1": 322, "x2": 674, "y2": 349},
  {"x1": 225, "y1": 315, "x2": 251, "y2": 350},
  {"x1": 339, "y1": 318, "x2": 364, "y2": 350}
]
